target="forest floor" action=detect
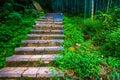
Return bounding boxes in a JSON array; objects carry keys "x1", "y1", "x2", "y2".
[{"x1": 0, "y1": 13, "x2": 120, "y2": 79}]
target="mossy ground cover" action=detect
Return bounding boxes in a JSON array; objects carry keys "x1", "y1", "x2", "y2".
[{"x1": 54, "y1": 15, "x2": 120, "y2": 79}]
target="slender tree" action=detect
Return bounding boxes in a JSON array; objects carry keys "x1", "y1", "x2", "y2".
[
  {"x1": 84, "y1": 0, "x2": 87, "y2": 19},
  {"x1": 106, "y1": 0, "x2": 110, "y2": 13},
  {"x1": 91, "y1": 0, "x2": 94, "y2": 20}
]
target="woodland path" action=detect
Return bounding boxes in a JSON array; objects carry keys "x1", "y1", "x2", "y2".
[{"x1": 0, "y1": 13, "x2": 65, "y2": 80}]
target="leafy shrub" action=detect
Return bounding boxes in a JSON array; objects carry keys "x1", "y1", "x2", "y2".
[
  {"x1": 83, "y1": 7, "x2": 120, "y2": 59},
  {"x1": 54, "y1": 52, "x2": 101, "y2": 78},
  {"x1": 100, "y1": 28, "x2": 120, "y2": 58},
  {"x1": 107, "y1": 57, "x2": 120, "y2": 68},
  {"x1": 0, "y1": 15, "x2": 43, "y2": 68},
  {"x1": 63, "y1": 16, "x2": 84, "y2": 49},
  {"x1": 54, "y1": 16, "x2": 102, "y2": 79},
  {"x1": 54, "y1": 15, "x2": 120, "y2": 79},
  {"x1": 8, "y1": 11, "x2": 22, "y2": 22},
  {"x1": 0, "y1": 25, "x2": 13, "y2": 42},
  {"x1": 0, "y1": 0, "x2": 45, "y2": 68},
  {"x1": 24, "y1": 9, "x2": 39, "y2": 18},
  {"x1": 82, "y1": 19, "x2": 103, "y2": 39}
]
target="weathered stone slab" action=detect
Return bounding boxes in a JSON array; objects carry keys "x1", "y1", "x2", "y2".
[
  {"x1": 30, "y1": 55, "x2": 42, "y2": 61},
  {"x1": 22, "y1": 40, "x2": 39, "y2": 43},
  {"x1": 27, "y1": 37, "x2": 63, "y2": 40},
  {"x1": 39, "y1": 18, "x2": 53, "y2": 20},
  {"x1": 54, "y1": 22, "x2": 63, "y2": 24},
  {"x1": 37, "y1": 19, "x2": 53, "y2": 21},
  {"x1": 33, "y1": 24, "x2": 63, "y2": 28},
  {"x1": 35, "y1": 47, "x2": 44, "y2": 51},
  {"x1": 23, "y1": 41, "x2": 60, "y2": 47},
  {"x1": 31, "y1": 30, "x2": 64, "y2": 33},
  {"x1": 23, "y1": 67, "x2": 39, "y2": 77},
  {"x1": 15, "y1": 47, "x2": 35, "y2": 51},
  {"x1": 36, "y1": 22, "x2": 63, "y2": 25},
  {"x1": 27, "y1": 34, "x2": 64, "y2": 37},
  {"x1": 37, "y1": 67, "x2": 64, "y2": 78},
  {"x1": 31, "y1": 30, "x2": 51, "y2": 33},
  {"x1": 41, "y1": 54, "x2": 57, "y2": 61},
  {"x1": 51, "y1": 30, "x2": 64, "y2": 33},
  {"x1": 33, "y1": 27, "x2": 64, "y2": 30},
  {"x1": 6, "y1": 55, "x2": 32, "y2": 61},
  {"x1": 36, "y1": 22, "x2": 53, "y2": 24},
  {"x1": 22, "y1": 40, "x2": 63, "y2": 44},
  {"x1": 40, "y1": 17, "x2": 53, "y2": 19},
  {"x1": 44, "y1": 47, "x2": 64, "y2": 51},
  {"x1": 0, "y1": 67, "x2": 27, "y2": 78}
]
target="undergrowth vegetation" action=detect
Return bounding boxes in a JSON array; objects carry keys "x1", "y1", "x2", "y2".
[
  {"x1": 0, "y1": 1, "x2": 44, "y2": 68},
  {"x1": 54, "y1": 8, "x2": 120, "y2": 79},
  {"x1": 54, "y1": 16, "x2": 102, "y2": 79}
]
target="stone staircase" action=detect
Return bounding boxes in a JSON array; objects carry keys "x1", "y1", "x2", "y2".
[{"x1": 0, "y1": 13, "x2": 64, "y2": 79}]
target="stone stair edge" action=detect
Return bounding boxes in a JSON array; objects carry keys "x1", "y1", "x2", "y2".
[
  {"x1": 0, "y1": 67, "x2": 64, "y2": 78},
  {"x1": 15, "y1": 46, "x2": 64, "y2": 51},
  {"x1": 33, "y1": 25, "x2": 64, "y2": 27},
  {"x1": 6, "y1": 54, "x2": 60, "y2": 62},
  {"x1": 22, "y1": 40, "x2": 64, "y2": 43},
  {"x1": 27, "y1": 34, "x2": 64, "y2": 37}
]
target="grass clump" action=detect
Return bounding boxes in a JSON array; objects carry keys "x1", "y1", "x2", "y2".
[{"x1": 54, "y1": 16, "x2": 103, "y2": 79}]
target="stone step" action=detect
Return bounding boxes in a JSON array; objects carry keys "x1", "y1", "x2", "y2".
[
  {"x1": 40, "y1": 17, "x2": 53, "y2": 19},
  {"x1": 36, "y1": 21, "x2": 63, "y2": 25},
  {"x1": 15, "y1": 47, "x2": 63, "y2": 55},
  {"x1": 27, "y1": 34, "x2": 64, "y2": 37},
  {"x1": 15, "y1": 47, "x2": 63, "y2": 51},
  {"x1": 6, "y1": 54, "x2": 58, "y2": 67},
  {"x1": 37, "y1": 19, "x2": 54, "y2": 22},
  {"x1": 33, "y1": 26, "x2": 63, "y2": 30},
  {"x1": 22, "y1": 40, "x2": 63, "y2": 47},
  {"x1": 22, "y1": 40, "x2": 64, "y2": 43},
  {"x1": 27, "y1": 34, "x2": 64, "y2": 40},
  {"x1": 36, "y1": 20, "x2": 63, "y2": 23},
  {"x1": 33, "y1": 24, "x2": 63, "y2": 29},
  {"x1": 31, "y1": 30, "x2": 64, "y2": 34},
  {"x1": 0, "y1": 67, "x2": 64, "y2": 79},
  {"x1": 36, "y1": 21, "x2": 53, "y2": 24}
]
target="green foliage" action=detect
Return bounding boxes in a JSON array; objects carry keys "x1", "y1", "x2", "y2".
[
  {"x1": 24, "y1": 9, "x2": 41, "y2": 18},
  {"x1": 54, "y1": 15, "x2": 120, "y2": 79},
  {"x1": 107, "y1": 57, "x2": 120, "y2": 68},
  {"x1": 101, "y1": 28, "x2": 120, "y2": 58},
  {"x1": 63, "y1": 16, "x2": 84, "y2": 49},
  {"x1": 83, "y1": 19, "x2": 103, "y2": 39},
  {"x1": 38, "y1": 59, "x2": 43, "y2": 66},
  {"x1": 94, "y1": 7, "x2": 120, "y2": 58},
  {"x1": 54, "y1": 16, "x2": 102, "y2": 79},
  {"x1": 55, "y1": 52, "x2": 101, "y2": 78},
  {"x1": 0, "y1": 0, "x2": 41, "y2": 22},
  {"x1": 8, "y1": 11, "x2": 22, "y2": 22},
  {"x1": 83, "y1": 7, "x2": 120, "y2": 59},
  {"x1": 0, "y1": 17, "x2": 36, "y2": 68},
  {"x1": 0, "y1": 8, "x2": 44, "y2": 67}
]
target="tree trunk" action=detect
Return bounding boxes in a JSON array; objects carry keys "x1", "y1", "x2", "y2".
[
  {"x1": 84, "y1": 0, "x2": 87, "y2": 19},
  {"x1": 106, "y1": 0, "x2": 110, "y2": 13},
  {"x1": 91, "y1": 0, "x2": 94, "y2": 20},
  {"x1": 32, "y1": 0, "x2": 43, "y2": 12}
]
